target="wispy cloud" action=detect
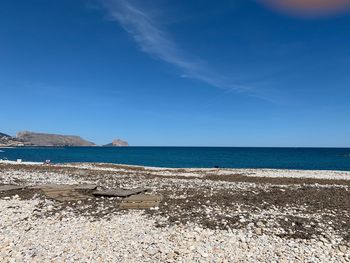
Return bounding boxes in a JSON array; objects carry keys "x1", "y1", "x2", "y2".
[{"x1": 102, "y1": 0, "x2": 250, "y2": 92}]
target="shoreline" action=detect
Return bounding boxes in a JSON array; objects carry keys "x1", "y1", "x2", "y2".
[
  {"x1": 1, "y1": 159, "x2": 350, "y2": 180},
  {"x1": 0, "y1": 160, "x2": 349, "y2": 261},
  {"x1": 1, "y1": 146, "x2": 350, "y2": 172}
]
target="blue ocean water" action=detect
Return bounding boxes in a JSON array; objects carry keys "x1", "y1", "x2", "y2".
[{"x1": 0, "y1": 147, "x2": 350, "y2": 171}]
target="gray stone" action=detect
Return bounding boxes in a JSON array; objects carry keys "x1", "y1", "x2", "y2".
[
  {"x1": 256, "y1": 221, "x2": 265, "y2": 228},
  {"x1": 338, "y1": 245, "x2": 347, "y2": 253},
  {"x1": 254, "y1": 228, "x2": 263, "y2": 235}
]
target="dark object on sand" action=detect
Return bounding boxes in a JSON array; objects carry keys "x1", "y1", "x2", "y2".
[
  {"x1": 28, "y1": 184, "x2": 97, "y2": 201},
  {"x1": 93, "y1": 187, "x2": 150, "y2": 197},
  {"x1": 28, "y1": 184, "x2": 72, "y2": 190},
  {"x1": 42, "y1": 187, "x2": 90, "y2": 202},
  {"x1": 29, "y1": 184, "x2": 89, "y2": 201},
  {"x1": 0, "y1": 185, "x2": 25, "y2": 192},
  {"x1": 119, "y1": 194, "x2": 163, "y2": 209},
  {"x1": 74, "y1": 184, "x2": 98, "y2": 190}
]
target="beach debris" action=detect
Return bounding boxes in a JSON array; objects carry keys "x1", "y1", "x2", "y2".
[
  {"x1": 41, "y1": 186, "x2": 90, "y2": 202},
  {"x1": 28, "y1": 184, "x2": 91, "y2": 202},
  {"x1": 28, "y1": 184, "x2": 73, "y2": 190},
  {"x1": 28, "y1": 184, "x2": 97, "y2": 191},
  {"x1": 119, "y1": 194, "x2": 163, "y2": 209},
  {"x1": 74, "y1": 184, "x2": 98, "y2": 190},
  {"x1": 0, "y1": 185, "x2": 24, "y2": 192},
  {"x1": 2, "y1": 183, "x2": 150, "y2": 201},
  {"x1": 42, "y1": 190, "x2": 90, "y2": 202},
  {"x1": 42, "y1": 190, "x2": 83, "y2": 201},
  {"x1": 93, "y1": 187, "x2": 150, "y2": 197}
]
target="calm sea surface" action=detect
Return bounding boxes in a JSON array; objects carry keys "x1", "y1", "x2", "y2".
[{"x1": 0, "y1": 147, "x2": 350, "y2": 171}]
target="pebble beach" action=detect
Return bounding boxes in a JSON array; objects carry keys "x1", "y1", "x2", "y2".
[{"x1": 0, "y1": 161, "x2": 349, "y2": 262}]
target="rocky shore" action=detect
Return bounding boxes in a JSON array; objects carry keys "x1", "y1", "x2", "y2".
[{"x1": 0, "y1": 161, "x2": 349, "y2": 262}]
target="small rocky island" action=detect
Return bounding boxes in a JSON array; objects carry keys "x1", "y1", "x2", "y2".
[
  {"x1": 0, "y1": 131, "x2": 128, "y2": 147},
  {"x1": 103, "y1": 139, "x2": 129, "y2": 147}
]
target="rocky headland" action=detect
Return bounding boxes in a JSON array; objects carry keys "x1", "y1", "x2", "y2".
[
  {"x1": 16, "y1": 131, "x2": 96, "y2": 147},
  {"x1": 0, "y1": 132, "x2": 25, "y2": 147},
  {"x1": 0, "y1": 131, "x2": 129, "y2": 147}
]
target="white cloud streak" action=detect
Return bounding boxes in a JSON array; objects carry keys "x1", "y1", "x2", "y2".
[{"x1": 102, "y1": 0, "x2": 250, "y2": 92}]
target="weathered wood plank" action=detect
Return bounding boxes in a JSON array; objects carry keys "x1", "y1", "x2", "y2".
[
  {"x1": 0, "y1": 185, "x2": 24, "y2": 192},
  {"x1": 125, "y1": 194, "x2": 163, "y2": 202},
  {"x1": 28, "y1": 184, "x2": 74, "y2": 190},
  {"x1": 93, "y1": 187, "x2": 150, "y2": 197},
  {"x1": 27, "y1": 184, "x2": 90, "y2": 201},
  {"x1": 74, "y1": 184, "x2": 98, "y2": 190},
  {"x1": 42, "y1": 189, "x2": 90, "y2": 202},
  {"x1": 119, "y1": 194, "x2": 162, "y2": 209}
]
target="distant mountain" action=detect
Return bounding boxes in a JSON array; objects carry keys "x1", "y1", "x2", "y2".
[
  {"x1": 0, "y1": 132, "x2": 11, "y2": 138},
  {"x1": 103, "y1": 139, "x2": 129, "y2": 147},
  {"x1": 0, "y1": 132, "x2": 24, "y2": 147},
  {"x1": 16, "y1": 131, "x2": 96, "y2": 147}
]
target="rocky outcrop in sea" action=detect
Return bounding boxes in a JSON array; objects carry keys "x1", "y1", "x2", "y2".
[{"x1": 103, "y1": 139, "x2": 129, "y2": 147}]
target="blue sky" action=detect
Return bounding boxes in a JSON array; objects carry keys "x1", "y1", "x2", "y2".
[{"x1": 1, "y1": 0, "x2": 350, "y2": 146}]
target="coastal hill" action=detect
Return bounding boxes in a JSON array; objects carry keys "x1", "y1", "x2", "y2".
[
  {"x1": 103, "y1": 139, "x2": 129, "y2": 147},
  {"x1": 0, "y1": 132, "x2": 11, "y2": 139},
  {"x1": 0, "y1": 132, "x2": 25, "y2": 147},
  {"x1": 16, "y1": 131, "x2": 96, "y2": 147}
]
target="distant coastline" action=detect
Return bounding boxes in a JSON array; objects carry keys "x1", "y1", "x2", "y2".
[{"x1": 0, "y1": 131, "x2": 128, "y2": 147}]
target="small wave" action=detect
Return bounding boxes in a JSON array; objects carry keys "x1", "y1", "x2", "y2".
[{"x1": 0, "y1": 150, "x2": 5, "y2": 153}]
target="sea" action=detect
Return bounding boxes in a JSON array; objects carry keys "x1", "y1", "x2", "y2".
[{"x1": 1, "y1": 147, "x2": 350, "y2": 171}]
